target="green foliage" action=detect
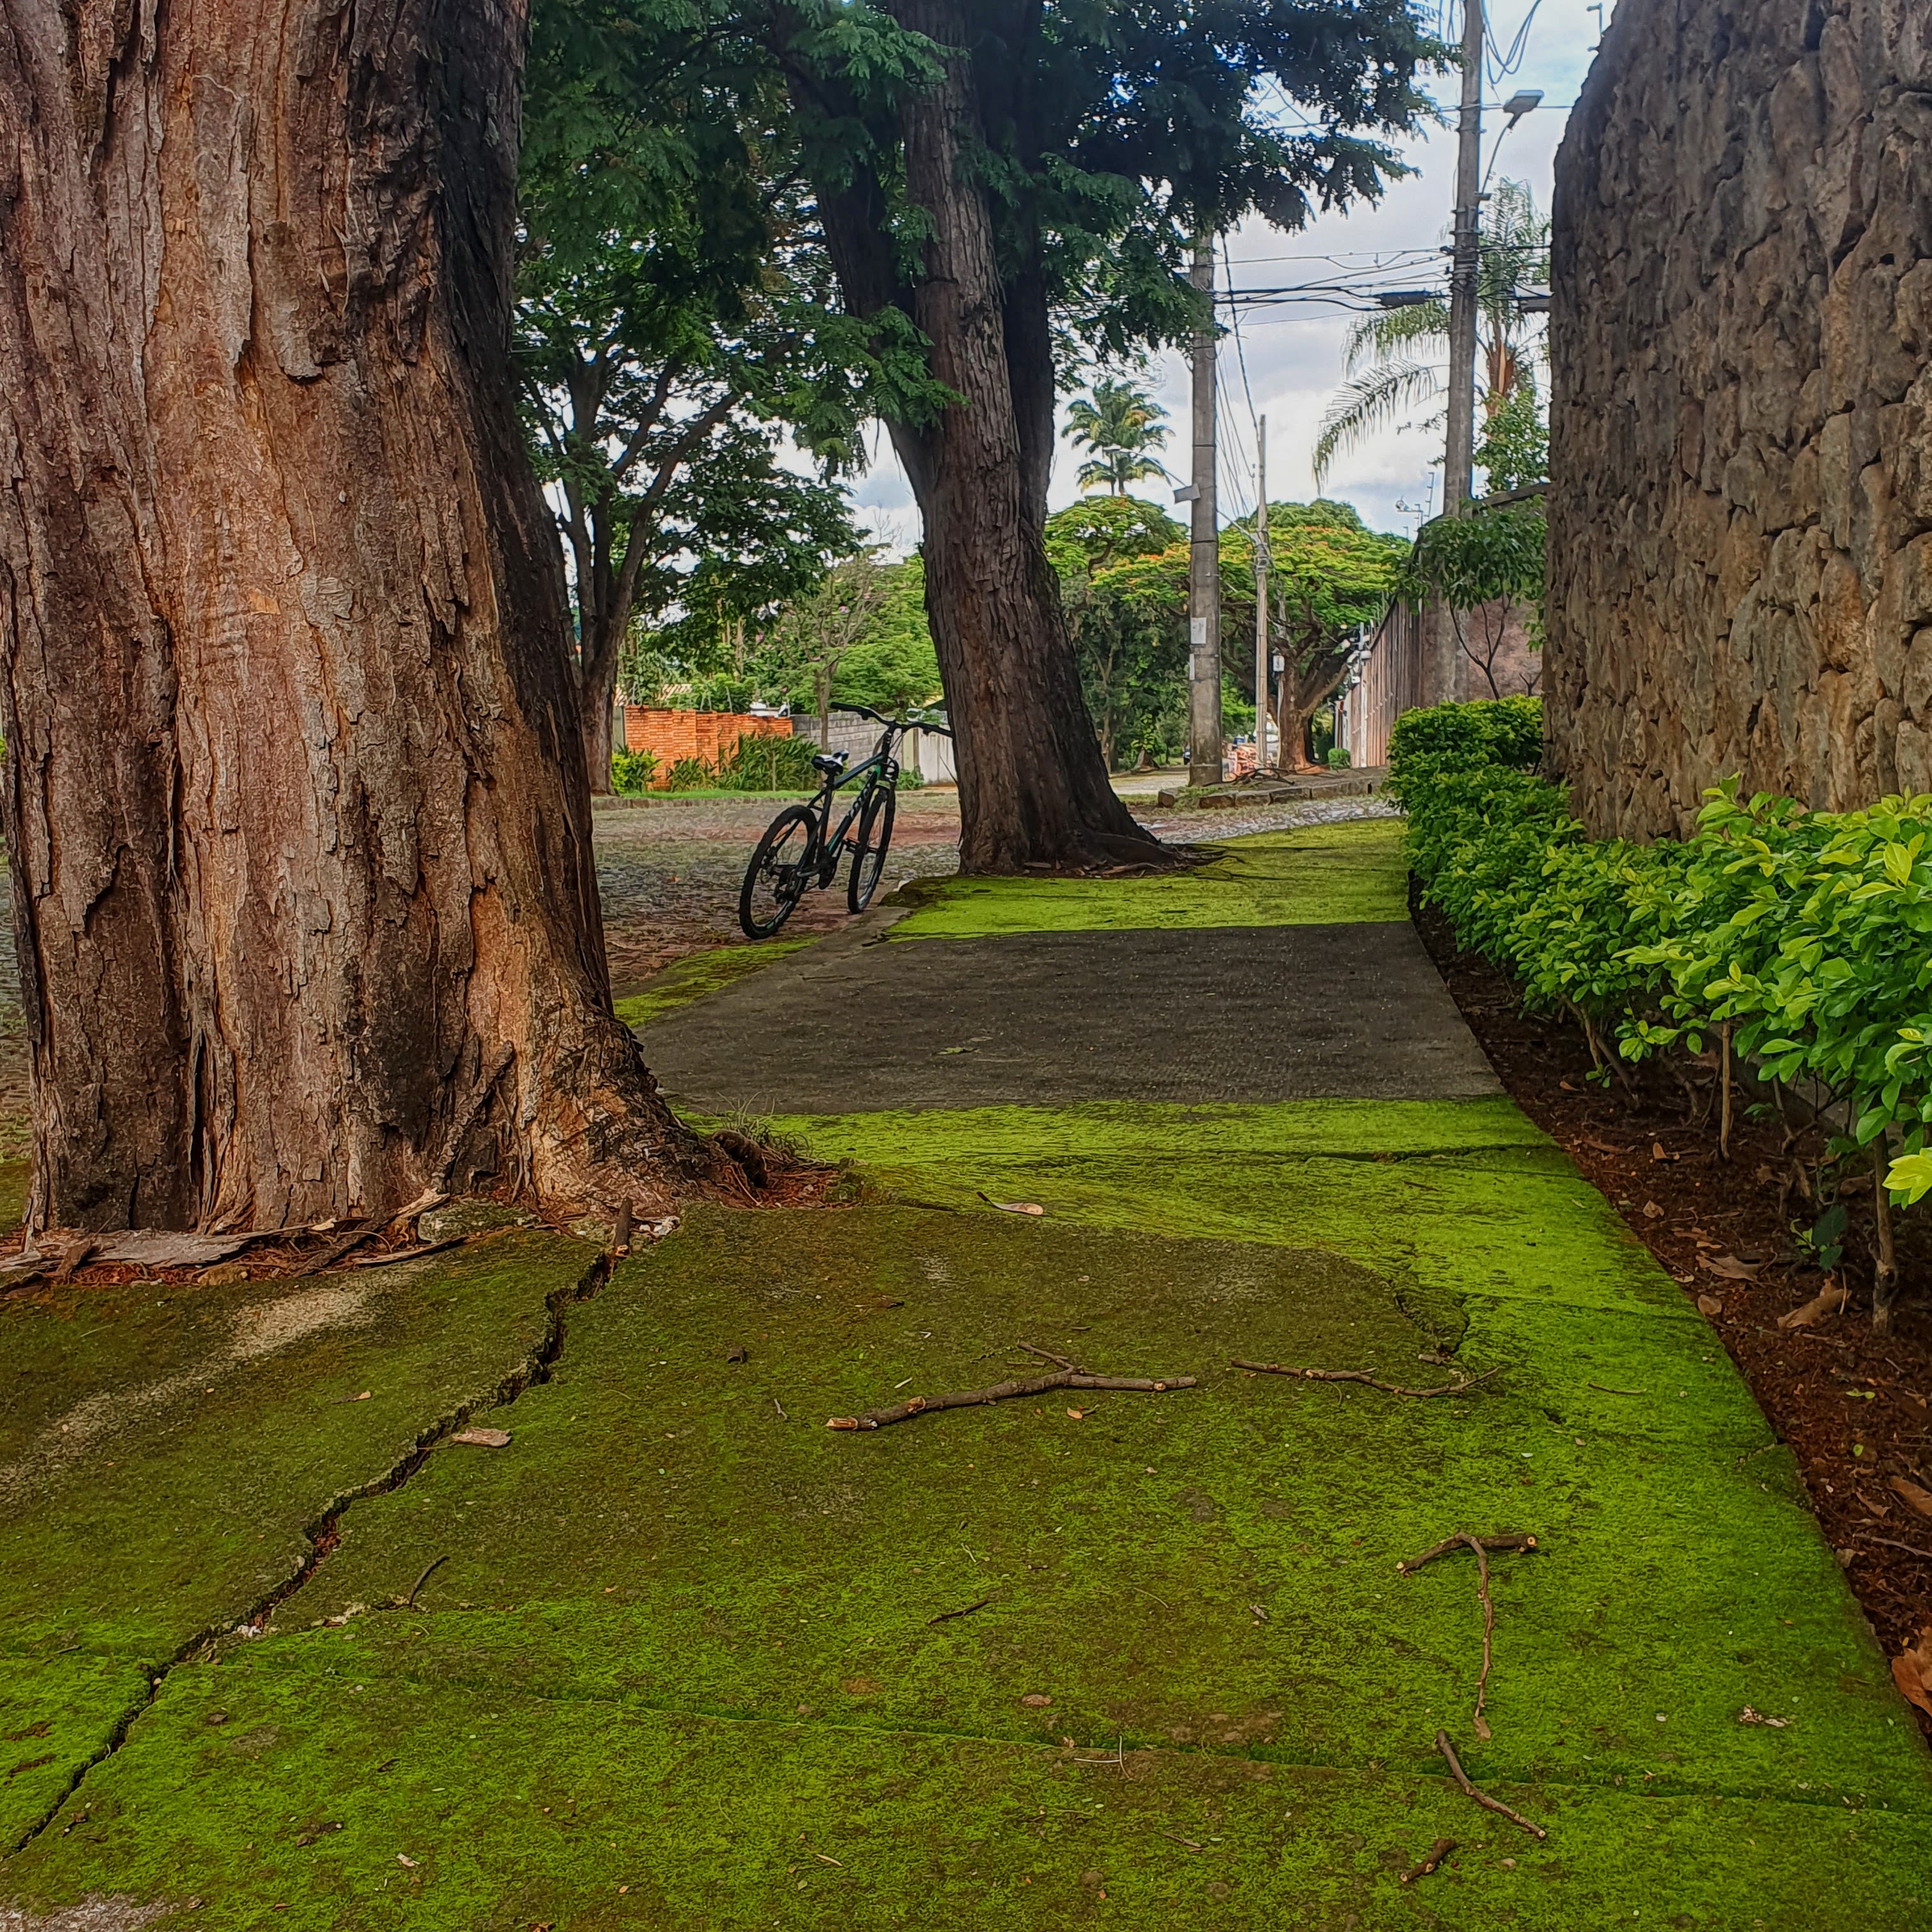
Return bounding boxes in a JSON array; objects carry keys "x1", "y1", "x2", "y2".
[
  {"x1": 1063, "y1": 377, "x2": 1172, "y2": 496},
  {"x1": 1328, "y1": 746, "x2": 1351, "y2": 770},
  {"x1": 1398, "y1": 699, "x2": 1932, "y2": 1212},
  {"x1": 741, "y1": 550, "x2": 942, "y2": 719},
  {"x1": 610, "y1": 747, "x2": 659, "y2": 794},
  {"x1": 1314, "y1": 179, "x2": 1549, "y2": 487},
  {"x1": 715, "y1": 731, "x2": 824, "y2": 792},
  {"x1": 1394, "y1": 505, "x2": 1545, "y2": 614},
  {"x1": 1476, "y1": 383, "x2": 1548, "y2": 495},
  {"x1": 666, "y1": 755, "x2": 716, "y2": 792}
]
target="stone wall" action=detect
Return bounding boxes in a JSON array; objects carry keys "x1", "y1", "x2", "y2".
[{"x1": 1545, "y1": 0, "x2": 1932, "y2": 838}]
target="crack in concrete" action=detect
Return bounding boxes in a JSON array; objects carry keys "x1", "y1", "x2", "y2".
[{"x1": 4, "y1": 1249, "x2": 615, "y2": 1859}]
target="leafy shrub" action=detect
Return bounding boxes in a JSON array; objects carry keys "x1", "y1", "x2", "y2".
[
  {"x1": 610, "y1": 747, "x2": 659, "y2": 795},
  {"x1": 1400, "y1": 698, "x2": 1932, "y2": 1257},
  {"x1": 894, "y1": 764, "x2": 925, "y2": 791},
  {"x1": 1327, "y1": 746, "x2": 1351, "y2": 770},
  {"x1": 666, "y1": 755, "x2": 716, "y2": 792},
  {"x1": 714, "y1": 731, "x2": 822, "y2": 793}
]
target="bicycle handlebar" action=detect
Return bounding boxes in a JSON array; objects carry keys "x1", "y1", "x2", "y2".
[{"x1": 830, "y1": 703, "x2": 953, "y2": 740}]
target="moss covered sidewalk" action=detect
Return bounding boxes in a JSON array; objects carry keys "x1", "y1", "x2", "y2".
[{"x1": 3, "y1": 817, "x2": 1928, "y2": 1928}]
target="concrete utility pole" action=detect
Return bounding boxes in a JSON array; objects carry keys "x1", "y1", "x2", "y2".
[
  {"x1": 1443, "y1": 0, "x2": 1483, "y2": 517},
  {"x1": 1188, "y1": 235, "x2": 1222, "y2": 785},
  {"x1": 1254, "y1": 415, "x2": 1271, "y2": 774}
]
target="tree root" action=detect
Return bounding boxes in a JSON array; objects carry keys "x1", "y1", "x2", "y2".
[
  {"x1": 1232, "y1": 1360, "x2": 1502, "y2": 1398},
  {"x1": 828, "y1": 1367, "x2": 1195, "y2": 1431}
]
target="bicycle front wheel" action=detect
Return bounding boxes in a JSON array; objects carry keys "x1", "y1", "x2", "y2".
[
  {"x1": 847, "y1": 784, "x2": 896, "y2": 912},
  {"x1": 740, "y1": 804, "x2": 816, "y2": 939}
]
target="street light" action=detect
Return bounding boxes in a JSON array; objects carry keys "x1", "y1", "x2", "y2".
[{"x1": 1501, "y1": 90, "x2": 1544, "y2": 125}]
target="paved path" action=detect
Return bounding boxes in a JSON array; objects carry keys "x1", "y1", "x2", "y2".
[{"x1": 3, "y1": 813, "x2": 1928, "y2": 1929}]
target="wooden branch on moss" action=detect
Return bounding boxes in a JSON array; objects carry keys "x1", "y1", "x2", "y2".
[
  {"x1": 1435, "y1": 1731, "x2": 1546, "y2": 1839},
  {"x1": 1400, "y1": 1838, "x2": 1455, "y2": 1883},
  {"x1": 827, "y1": 1369, "x2": 1195, "y2": 1431},
  {"x1": 1232, "y1": 1360, "x2": 1501, "y2": 1398},
  {"x1": 1396, "y1": 1532, "x2": 1538, "y2": 1575}
]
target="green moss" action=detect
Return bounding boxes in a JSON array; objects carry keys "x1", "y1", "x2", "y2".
[
  {"x1": 614, "y1": 938, "x2": 815, "y2": 1030},
  {"x1": 0, "y1": 1158, "x2": 27, "y2": 1227},
  {"x1": 0, "y1": 1232, "x2": 597, "y2": 1843},
  {"x1": 7, "y1": 1657, "x2": 1927, "y2": 1929},
  {"x1": 5, "y1": 1203, "x2": 1926, "y2": 1926},
  {"x1": 885, "y1": 818, "x2": 1407, "y2": 939}
]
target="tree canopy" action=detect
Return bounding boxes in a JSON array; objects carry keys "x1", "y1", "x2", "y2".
[{"x1": 1064, "y1": 378, "x2": 1173, "y2": 496}]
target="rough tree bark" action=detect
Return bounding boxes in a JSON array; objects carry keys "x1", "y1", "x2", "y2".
[
  {"x1": 799, "y1": 0, "x2": 1164, "y2": 873},
  {"x1": 0, "y1": 0, "x2": 726, "y2": 1232}
]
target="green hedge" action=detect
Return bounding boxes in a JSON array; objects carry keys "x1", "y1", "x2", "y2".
[{"x1": 1392, "y1": 699, "x2": 1932, "y2": 1227}]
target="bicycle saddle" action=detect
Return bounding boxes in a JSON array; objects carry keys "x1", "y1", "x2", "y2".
[{"x1": 811, "y1": 751, "x2": 848, "y2": 776}]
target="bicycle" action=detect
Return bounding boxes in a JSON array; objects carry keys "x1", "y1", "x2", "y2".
[{"x1": 737, "y1": 705, "x2": 951, "y2": 939}]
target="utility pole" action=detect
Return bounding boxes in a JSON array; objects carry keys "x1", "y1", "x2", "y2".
[
  {"x1": 1443, "y1": 0, "x2": 1483, "y2": 518},
  {"x1": 1254, "y1": 415, "x2": 1271, "y2": 775},
  {"x1": 1188, "y1": 234, "x2": 1222, "y2": 785}
]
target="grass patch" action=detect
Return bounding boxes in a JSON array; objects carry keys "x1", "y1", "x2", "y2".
[
  {"x1": 614, "y1": 938, "x2": 815, "y2": 1031},
  {"x1": 885, "y1": 817, "x2": 1406, "y2": 940}
]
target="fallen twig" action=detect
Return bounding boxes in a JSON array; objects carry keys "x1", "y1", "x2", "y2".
[
  {"x1": 348, "y1": 1236, "x2": 464, "y2": 1269},
  {"x1": 51, "y1": 1239, "x2": 99, "y2": 1285},
  {"x1": 1396, "y1": 1532, "x2": 1538, "y2": 1575},
  {"x1": 1160, "y1": 1829, "x2": 1203, "y2": 1851},
  {"x1": 1400, "y1": 1536, "x2": 1538, "y2": 1740},
  {"x1": 1854, "y1": 1533, "x2": 1932, "y2": 1561},
  {"x1": 1400, "y1": 1838, "x2": 1455, "y2": 1883},
  {"x1": 1587, "y1": 1380, "x2": 1645, "y2": 1396},
  {"x1": 1434, "y1": 1731, "x2": 1545, "y2": 1839},
  {"x1": 1232, "y1": 1360, "x2": 1501, "y2": 1399},
  {"x1": 296, "y1": 1227, "x2": 375, "y2": 1277},
  {"x1": 926, "y1": 1593, "x2": 998, "y2": 1626},
  {"x1": 828, "y1": 1370, "x2": 1195, "y2": 1431},
  {"x1": 402, "y1": 1554, "x2": 449, "y2": 1608},
  {"x1": 1018, "y1": 1342, "x2": 1084, "y2": 1372}
]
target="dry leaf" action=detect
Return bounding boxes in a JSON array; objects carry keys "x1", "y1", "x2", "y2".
[
  {"x1": 397, "y1": 1855, "x2": 419, "y2": 1869},
  {"x1": 450, "y1": 1427, "x2": 510, "y2": 1448},
  {"x1": 1020, "y1": 1693, "x2": 1052, "y2": 1708},
  {"x1": 1700, "y1": 1252, "x2": 1760, "y2": 1282},
  {"x1": 1892, "y1": 1639, "x2": 1932, "y2": 1719},
  {"x1": 1736, "y1": 1706, "x2": 1790, "y2": 1728},
  {"x1": 1066, "y1": 1408, "x2": 1085, "y2": 1420},
  {"x1": 1696, "y1": 1293, "x2": 1724, "y2": 1318},
  {"x1": 1778, "y1": 1282, "x2": 1848, "y2": 1329},
  {"x1": 1652, "y1": 1142, "x2": 1679, "y2": 1163},
  {"x1": 1641, "y1": 1200, "x2": 1664, "y2": 1220},
  {"x1": 1888, "y1": 1476, "x2": 1932, "y2": 1519}
]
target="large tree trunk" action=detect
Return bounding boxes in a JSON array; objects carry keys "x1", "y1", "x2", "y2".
[
  {"x1": 0, "y1": 0, "x2": 722, "y2": 1232},
  {"x1": 817, "y1": 0, "x2": 1162, "y2": 873},
  {"x1": 584, "y1": 683, "x2": 618, "y2": 794}
]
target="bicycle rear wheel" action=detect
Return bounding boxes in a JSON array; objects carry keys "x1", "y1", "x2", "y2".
[
  {"x1": 740, "y1": 804, "x2": 816, "y2": 938},
  {"x1": 847, "y1": 784, "x2": 896, "y2": 912}
]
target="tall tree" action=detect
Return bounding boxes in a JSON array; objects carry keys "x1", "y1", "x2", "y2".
[
  {"x1": 772, "y1": 0, "x2": 1441, "y2": 870},
  {"x1": 0, "y1": 0, "x2": 736, "y2": 1231},
  {"x1": 1064, "y1": 378, "x2": 1172, "y2": 497},
  {"x1": 1312, "y1": 178, "x2": 1549, "y2": 488},
  {"x1": 518, "y1": 0, "x2": 932, "y2": 793}
]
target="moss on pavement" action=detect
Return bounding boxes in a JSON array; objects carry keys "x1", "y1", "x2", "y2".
[
  {"x1": 613, "y1": 937, "x2": 813, "y2": 1032},
  {"x1": 4, "y1": 821, "x2": 1929, "y2": 1926}
]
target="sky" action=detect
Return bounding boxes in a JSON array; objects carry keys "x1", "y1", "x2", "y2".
[{"x1": 843, "y1": 0, "x2": 1612, "y2": 548}]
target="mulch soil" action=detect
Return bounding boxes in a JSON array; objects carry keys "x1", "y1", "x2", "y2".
[{"x1": 1413, "y1": 885, "x2": 1932, "y2": 1735}]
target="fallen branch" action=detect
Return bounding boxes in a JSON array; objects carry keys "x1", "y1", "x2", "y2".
[
  {"x1": 828, "y1": 1370, "x2": 1195, "y2": 1431},
  {"x1": 296, "y1": 1227, "x2": 376, "y2": 1277},
  {"x1": 1399, "y1": 1533, "x2": 1525, "y2": 1739},
  {"x1": 1854, "y1": 1533, "x2": 1932, "y2": 1562},
  {"x1": 348, "y1": 1236, "x2": 465, "y2": 1270},
  {"x1": 1232, "y1": 1360, "x2": 1501, "y2": 1399},
  {"x1": 1397, "y1": 1532, "x2": 1538, "y2": 1575},
  {"x1": 1400, "y1": 1838, "x2": 1455, "y2": 1883},
  {"x1": 402, "y1": 1554, "x2": 449, "y2": 1608},
  {"x1": 1434, "y1": 1731, "x2": 1546, "y2": 1839},
  {"x1": 1018, "y1": 1342, "x2": 1084, "y2": 1372},
  {"x1": 926, "y1": 1593, "x2": 997, "y2": 1626}
]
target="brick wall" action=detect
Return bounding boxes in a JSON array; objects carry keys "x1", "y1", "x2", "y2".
[{"x1": 619, "y1": 708, "x2": 791, "y2": 787}]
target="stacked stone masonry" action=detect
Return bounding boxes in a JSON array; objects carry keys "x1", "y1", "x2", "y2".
[{"x1": 1545, "y1": 0, "x2": 1932, "y2": 838}]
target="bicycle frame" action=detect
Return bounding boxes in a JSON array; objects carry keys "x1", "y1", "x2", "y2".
[{"x1": 797, "y1": 706, "x2": 949, "y2": 882}]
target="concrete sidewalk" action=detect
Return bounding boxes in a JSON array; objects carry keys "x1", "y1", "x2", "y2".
[{"x1": 3, "y1": 815, "x2": 1928, "y2": 1929}]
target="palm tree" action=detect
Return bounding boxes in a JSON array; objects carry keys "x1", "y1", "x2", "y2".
[
  {"x1": 1064, "y1": 377, "x2": 1173, "y2": 496},
  {"x1": 1312, "y1": 180, "x2": 1551, "y2": 489}
]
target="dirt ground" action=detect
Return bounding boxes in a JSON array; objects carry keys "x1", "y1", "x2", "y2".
[{"x1": 1413, "y1": 887, "x2": 1932, "y2": 1729}]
